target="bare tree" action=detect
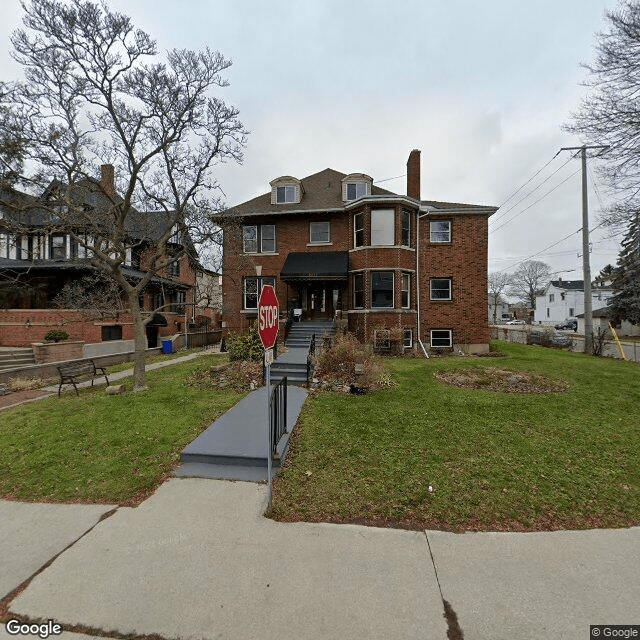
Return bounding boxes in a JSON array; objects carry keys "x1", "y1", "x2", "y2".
[
  {"x1": 566, "y1": 0, "x2": 640, "y2": 226},
  {"x1": 0, "y1": 0, "x2": 246, "y2": 390},
  {"x1": 508, "y1": 260, "x2": 552, "y2": 309},
  {"x1": 488, "y1": 271, "x2": 510, "y2": 323}
]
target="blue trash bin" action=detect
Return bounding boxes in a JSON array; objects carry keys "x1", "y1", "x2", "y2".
[{"x1": 162, "y1": 339, "x2": 173, "y2": 354}]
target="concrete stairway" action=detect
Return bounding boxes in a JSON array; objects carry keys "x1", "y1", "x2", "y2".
[
  {"x1": 0, "y1": 348, "x2": 36, "y2": 372},
  {"x1": 269, "y1": 321, "x2": 336, "y2": 386}
]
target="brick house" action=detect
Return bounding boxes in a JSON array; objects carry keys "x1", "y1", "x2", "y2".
[
  {"x1": 0, "y1": 165, "x2": 199, "y2": 348},
  {"x1": 220, "y1": 150, "x2": 497, "y2": 354}
]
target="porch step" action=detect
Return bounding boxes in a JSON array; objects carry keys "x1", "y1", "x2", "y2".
[
  {"x1": 285, "y1": 321, "x2": 336, "y2": 349},
  {"x1": 0, "y1": 348, "x2": 36, "y2": 371}
]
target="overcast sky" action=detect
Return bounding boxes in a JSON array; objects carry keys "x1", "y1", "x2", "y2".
[{"x1": 0, "y1": 0, "x2": 622, "y2": 280}]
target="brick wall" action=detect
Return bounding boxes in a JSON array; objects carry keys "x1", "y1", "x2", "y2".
[
  {"x1": 222, "y1": 204, "x2": 491, "y2": 352},
  {"x1": 0, "y1": 308, "x2": 187, "y2": 347}
]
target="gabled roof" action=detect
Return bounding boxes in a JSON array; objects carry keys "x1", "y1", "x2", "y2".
[{"x1": 549, "y1": 280, "x2": 585, "y2": 291}]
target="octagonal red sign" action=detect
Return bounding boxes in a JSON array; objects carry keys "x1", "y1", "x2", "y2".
[{"x1": 258, "y1": 284, "x2": 279, "y2": 350}]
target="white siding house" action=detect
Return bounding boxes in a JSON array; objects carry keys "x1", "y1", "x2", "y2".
[{"x1": 533, "y1": 280, "x2": 614, "y2": 325}]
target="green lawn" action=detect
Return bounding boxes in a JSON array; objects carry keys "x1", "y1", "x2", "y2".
[
  {"x1": 270, "y1": 342, "x2": 640, "y2": 532},
  {"x1": 0, "y1": 353, "x2": 242, "y2": 505}
]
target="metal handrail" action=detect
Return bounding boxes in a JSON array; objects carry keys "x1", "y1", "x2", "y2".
[
  {"x1": 306, "y1": 333, "x2": 316, "y2": 382},
  {"x1": 270, "y1": 376, "x2": 288, "y2": 458}
]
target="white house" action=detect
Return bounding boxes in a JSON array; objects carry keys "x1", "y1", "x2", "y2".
[{"x1": 533, "y1": 280, "x2": 614, "y2": 325}]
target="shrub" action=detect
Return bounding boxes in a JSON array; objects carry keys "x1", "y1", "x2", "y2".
[
  {"x1": 313, "y1": 332, "x2": 394, "y2": 390},
  {"x1": 226, "y1": 323, "x2": 263, "y2": 361},
  {"x1": 43, "y1": 330, "x2": 69, "y2": 342}
]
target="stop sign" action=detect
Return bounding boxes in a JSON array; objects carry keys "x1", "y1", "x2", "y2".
[{"x1": 258, "y1": 284, "x2": 279, "y2": 349}]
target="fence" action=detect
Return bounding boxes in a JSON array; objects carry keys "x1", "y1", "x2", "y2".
[
  {"x1": 491, "y1": 325, "x2": 640, "y2": 362},
  {"x1": 174, "y1": 330, "x2": 222, "y2": 350}
]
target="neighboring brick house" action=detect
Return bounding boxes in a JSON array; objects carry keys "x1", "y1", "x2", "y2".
[
  {"x1": 0, "y1": 165, "x2": 199, "y2": 348},
  {"x1": 220, "y1": 150, "x2": 497, "y2": 354}
]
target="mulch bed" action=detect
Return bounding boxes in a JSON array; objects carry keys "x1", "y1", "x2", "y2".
[{"x1": 434, "y1": 367, "x2": 567, "y2": 394}]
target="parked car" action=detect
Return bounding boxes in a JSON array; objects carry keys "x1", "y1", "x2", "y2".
[
  {"x1": 505, "y1": 319, "x2": 526, "y2": 325},
  {"x1": 529, "y1": 328, "x2": 573, "y2": 347},
  {"x1": 555, "y1": 319, "x2": 578, "y2": 332}
]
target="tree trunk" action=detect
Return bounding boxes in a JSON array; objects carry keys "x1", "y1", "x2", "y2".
[{"x1": 129, "y1": 294, "x2": 148, "y2": 392}]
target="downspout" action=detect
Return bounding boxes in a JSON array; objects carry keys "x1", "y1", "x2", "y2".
[{"x1": 416, "y1": 206, "x2": 435, "y2": 358}]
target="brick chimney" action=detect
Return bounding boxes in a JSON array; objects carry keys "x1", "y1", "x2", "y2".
[
  {"x1": 406, "y1": 149, "x2": 420, "y2": 200},
  {"x1": 100, "y1": 164, "x2": 115, "y2": 199}
]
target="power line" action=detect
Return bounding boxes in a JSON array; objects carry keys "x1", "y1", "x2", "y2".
[
  {"x1": 499, "y1": 227, "x2": 582, "y2": 272},
  {"x1": 495, "y1": 151, "x2": 561, "y2": 210},
  {"x1": 490, "y1": 154, "x2": 572, "y2": 227},
  {"x1": 490, "y1": 168, "x2": 581, "y2": 234}
]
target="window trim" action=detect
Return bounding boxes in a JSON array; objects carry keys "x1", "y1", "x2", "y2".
[
  {"x1": 430, "y1": 277, "x2": 452, "y2": 301},
  {"x1": 371, "y1": 270, "x2": 394, "y2": 309},
  {"x1": 430, "y1": 329, "x2": 452, "y2": 348},
  {"x1": 429, "y1": 220, "x2": 452, "y2": 244},
  {"x1": 403, "y1": 329, "x2": 413, "y2": 349},
  {"x1": 309, "y1": 221, "x2": 331, "y2": 244}
]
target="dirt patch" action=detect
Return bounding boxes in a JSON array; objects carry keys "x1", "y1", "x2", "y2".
[{"x1": 434, "y1": 367, "x2": 567, "y2": 394}]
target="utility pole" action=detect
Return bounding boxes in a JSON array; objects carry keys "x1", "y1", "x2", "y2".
[{"x1": 560, "y1": 145, "x2": 608, "y2": 355}]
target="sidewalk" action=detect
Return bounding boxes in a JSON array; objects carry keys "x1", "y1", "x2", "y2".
[{"x1": 1, "y1": 478, "x2": 639, "y2": 640}]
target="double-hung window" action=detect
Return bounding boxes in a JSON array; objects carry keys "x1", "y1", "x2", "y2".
[
  {"x1": 401, "y1": 211, "x2": 411, "y2": 246},
  {"x1": 276, "y1": 185, "x2": 296, "y2": 203},
  {"x1": 346, "y1": 182, "x2": 367, "y2": 201},
  {"x1": 430, "y1": 220, "x2": 451, "y2": 243},
  {"x1": 371, "y1": 209, "x2": 394, "y2": 246},
  {"x1": 430, "y1": 329, "x2": 452, "y2": 348},
  {"x1": 354, "y1": 213, "x2": 364, "y2": 248},
  {"x1": 371, "y1": 271, "x2": 394, "y2": 308},
  {"x1": 50, "y1": 235, "x2": 66, "y2": 260},
  {"x1": 243, "y1": 276, "x2": 276, "y2": 310},
  {"x1": 243, "y1": 225, "x2": 276, "y2": 253},
  {"x1": 430, "y1": 278, "x2": 452, "y2": 301},
  {"x1": 401, "y1": 273, "x2": 410, "y2": 308},
  {"x1": 309, "y1": 221, "x2": 330, "y2": 244}
]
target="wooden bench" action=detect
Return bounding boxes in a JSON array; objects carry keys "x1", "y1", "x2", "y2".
[{"x1": 56, "y1": 360, "x2": 109, "y2": 396}]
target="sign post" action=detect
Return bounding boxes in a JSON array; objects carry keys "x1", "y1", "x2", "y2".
[{"x1": 258, "y1": 284, "x2": 279, "y2": 506}]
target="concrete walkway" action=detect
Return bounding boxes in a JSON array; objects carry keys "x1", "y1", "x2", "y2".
[{"x1": 2, "y1": 479, "x2": 639, "y2": 640}]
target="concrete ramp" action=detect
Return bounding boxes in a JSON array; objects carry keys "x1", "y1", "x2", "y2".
[{"x1": 175, "y1": 385, "x2": 308, "y2": 482}]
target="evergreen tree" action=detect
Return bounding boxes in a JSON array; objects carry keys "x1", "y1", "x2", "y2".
[{"x1": 610, "y1": 215, "x2": 640, "y2": 324}]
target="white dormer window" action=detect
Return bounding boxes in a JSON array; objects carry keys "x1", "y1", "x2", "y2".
[
  {"x1": 346, "y1": 182, "x2": 367, "y2": 201},
  {"x1": 342, "y1": 173, "x2": 372, "y2": 202},
  {"x1": 270, "y1": 176, "x2": 303, "y2": 205}
]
